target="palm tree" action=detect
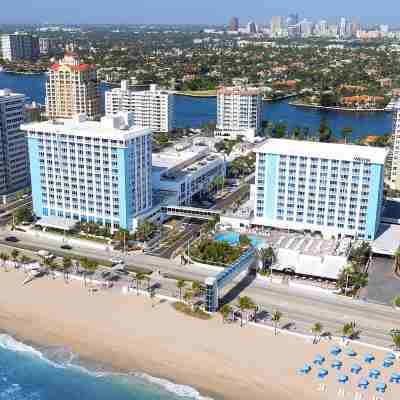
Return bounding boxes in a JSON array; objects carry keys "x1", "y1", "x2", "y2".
[
  {"x1": 0, "y1": 253, "x2": 10, "y2": 272},
  {"x1": 176, "y1": 279, "x2": 186, "y2": 300},
  {"x1": 43, "y1": 258, "x2": 56, "y2": 279},
  {"x1": 340, "y1": 323, "x2": 355, "y2": 341},
  {"x1": 183, "y1": 290, "x2": 194, "y2": 309},
  {"x1": 311, "y1": 322, "x2": 323, "y2": 344},
  {"x1": 394, "y1": 246, "x2": 400, "y2": 275},
  {"x1": 62, "y1": 256, "x2": 72, "y2": 282},
  {"x1": 20, "y1": 255, "x2": 30, "y2": 272},
  {"x1": 135, "y1": 272, "x2": 146, "y2": 295},
  {"x1": 80, "y1": 257, "x2": 90, "y2": 287},
  {"x1": 219, "y1": 304, "x2": 232, "y2": 324},
  {"x1": 259, "y1": 247, "x2": 275, "y2": 272},
  {"x1": 238, "y1": 296, "x2": 253, "y2": 328},
  {"x1": 390, "y1": 329, "x2": 400, "y2": 351},
  {"x1": 192, "y1": 281, "x2": 201, "y2": 296},
  {"x1": 271, "y1": 310, "x2": 282, "y2": 336},
  {"x1": 11, "y1": 249, "x2": 19, "y2": 269}
]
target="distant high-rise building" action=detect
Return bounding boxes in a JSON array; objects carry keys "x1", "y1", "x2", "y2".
[
  {"x1": 105, "y1": 81, "x2": 173, "y2": 133},
  {"x1": 339, "y1": 17, "x2": 348, "y2": 38},
  {"x1": 45, "y1": 52, "x2": 100, "y2": 121},
  {"x1": 39, "y1": 38, "x2": 57, "y2": 55},
  {"x1": 247, "y1": 21, "x2": 257, "y2": 34},
  {"x1": 0, "y1": 33, "x2": 39, "y2": 62},
  {"x1": 299, "y1": 19, "x2": 313, "y2": 37},
  {"x1": 0, "y1": 89, "x2": 30, "y2": 195},
  {"x1": 228, "y1": 17, "x2": 239, "y2": 32},
  {"x1": 271, "y1": 16, "x2": 282, "y2": 36},
  {"x1": 389, "y1": 100, "x2": 400, "y2": 190},
  {"x1": 315, "y1": 20, "x2": 329, "y2": 36},
  {"x1": 215, "y1": 86, "x2": 262, "y2": 142},
  {"x1": 287, "y1": 13, "x2": 299, "y2": 26}
]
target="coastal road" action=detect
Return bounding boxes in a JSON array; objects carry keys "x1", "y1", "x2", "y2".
[{"x1": 0, "y1": 229, "x2": 399, "y2": 348}]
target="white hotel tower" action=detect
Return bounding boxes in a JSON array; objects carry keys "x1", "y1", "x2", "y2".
[
  {"x1": 105, "y1": 81, "x2": 173, "y2": 133},
  {"x1": 215, "y1": 86, "x2": 262, "y2": 142},
  {"x1": 254, "y1": 139, "x2": 387, "y2": 241},
  {"x1": 389, "y1": 100, "x2": 400, "y2": 190},
  {"x1": 22, "y1": 113, "x2": 152, "y2": 233}
]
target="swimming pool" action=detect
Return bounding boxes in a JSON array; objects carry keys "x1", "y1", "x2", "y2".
[{"x1": 214, "y1": 231, "x2": 265, "y2": 248}]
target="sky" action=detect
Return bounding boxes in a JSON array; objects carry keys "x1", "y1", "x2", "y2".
[{"x1": 1, "y1": 0, "x2": 400, "y2": 25}]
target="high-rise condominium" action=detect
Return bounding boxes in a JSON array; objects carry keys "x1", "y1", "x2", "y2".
[
  {"x1": 0, "y1": 89, "x2": 30, "y2": 195},
  {"x1": 0, "y1": 33, "x2": 39, "y2": 61},
  {"x1": 105, "y1": 81, "x2": 173, "y2": 133},
  {"x1": 228, "y1": 17, "x2": 239, "y2": 32},
  {"x1": 271, "y1": 16, "x2": 282, "y2": 36},
  {"x1": 45, "y1": 52, "x2": 100, "y2": 121},
  {"x1": 22, "y1": 113, "x2": 153, "y2": 232},
  {"x1": 389, "y1": 100, "x2": 400, "y2": 190},
  {"x1": 215, "y1": 86, "x2": 262, "y2": 142},
  {"x1": 254, "y1": 139, "x2": 387, "y2": 241}
]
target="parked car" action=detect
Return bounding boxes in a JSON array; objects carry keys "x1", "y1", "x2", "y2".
[
  {"x1": 61, "y1": 244, "x2": 72, "y2": 250},
  {"x1": 5, "y1": 236, "x2": 19, "y2": 242}
]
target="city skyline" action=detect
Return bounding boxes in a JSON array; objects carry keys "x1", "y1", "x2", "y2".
[{"x1": 1, "y1": 0, "x2": 400, "y2": 25}]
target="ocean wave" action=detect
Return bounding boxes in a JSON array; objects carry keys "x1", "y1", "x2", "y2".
[
  {"x1": 135, "y1": 373, "x2": 214, "y2": 400},
  {"x1": 0, "y1": 334, "x2": 213, "y2": 399}
]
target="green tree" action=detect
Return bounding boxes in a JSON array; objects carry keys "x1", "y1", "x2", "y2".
[
  {"x1": 238, "y1": 234, "x2": 251, "y2": 248},
  {"x1": 219, "y1": 304, "x2": 232, "y2": 324},
  {"x1": 43, "y1": 257, "x2": 57, "y2": 279},
  {"x1": 340, "y1": 323, "x2": 355, "y2": 340},
  {"x1": 394, "y1": 246, "x2": 400, "y2": 275},
  {"x1": 62, "y1": 256, "x2": 72, "y2": 282},
  {"x1": 271, "y1": 310, "x2": 282, "y2": 335},
  {"x1": 390, "y1": 329, "x2": 400, "y2": 351},
  {"x1": 311, "y1": 322, "x2": 323, "y2": 344},
  {"x1": 11, "y1": 249, "x2": 19, "y2": 269},
  {"x1": 238, "y1": 296, "x2": 254, "y2": 327},
  {"x1": 0, "y1": 252, "x2": 9, "y2": 272},
  {"x1": 259, "y1": 247, "x2": 275, "y2": 271},
  {"x1": 183, "y1": 290, "x2": 194, "y2": 309},
  {"x1": 176, "y1": 279, "x2": 186, "y2": 300}
]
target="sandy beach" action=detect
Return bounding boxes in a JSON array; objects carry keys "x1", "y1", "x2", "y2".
[{"x1": 0, "y1": 270, "x2": 399, "y2": 400}]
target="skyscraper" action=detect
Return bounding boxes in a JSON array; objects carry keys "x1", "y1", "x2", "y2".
[
  {"x1": 271, "y1": 16, "x2": 282, "y2": 36},
  {"x1": 0, "y1": 89, "x2": 30, "y2": 195},
  {"x1": 22, "y1": 113, "x2": 153, "y2": 232},
  {"x1": 0, "y1": 33, "x2": 39, "y2": 62},
  {"x1": 105, "y1": 81, "x2": 173, "y2": 133},
  {"x1": 228, "y1": 17, "x2": 239, "y2": 32},
  {"x1": 247, "y1": 21, "x2": 257, "y2": 34},
  {"x1": 45, "y1": 52, "x2": 100, "y2": 121},
  {"x1": 215, "y1": 86, "x2": 262, "y2": 142}
]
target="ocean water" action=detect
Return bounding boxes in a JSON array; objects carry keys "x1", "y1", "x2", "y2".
[{"x1": 0, "y1": 334, "x2": 211, "y2": 400}]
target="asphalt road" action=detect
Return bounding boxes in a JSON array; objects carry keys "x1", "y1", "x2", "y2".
[{"x1": 1, "y1": 228, "x2": 399, "y2": 348}]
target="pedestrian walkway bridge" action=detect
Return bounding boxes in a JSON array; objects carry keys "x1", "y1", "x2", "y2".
[
  {"x1": 205, "y1": 247, "x2": 256, "y2": 312},
  {"x1": 161, "y1": 205, "x2": 220, "y2": 221}
]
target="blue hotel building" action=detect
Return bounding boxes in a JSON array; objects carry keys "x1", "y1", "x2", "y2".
[
  {"x1": 253, "y1": 139, "x2": 387, "y2": 241},
  {"x1": 22, "y1": 113, "x2": 153, "y2": 232}
]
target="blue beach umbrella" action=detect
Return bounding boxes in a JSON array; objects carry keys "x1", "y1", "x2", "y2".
[
  {"x1": 330, "y1": 346, "x2": 342, "y2": 356},
  {"x1": 376, "y1": 383, "x2": 387, "y2": 393},
  {"x1": 318, "y1": 368, "x2": 329, "y2": 380},
  {"x1": 369, "y1": 369, "x2": 380, "y2": 379},
  {"x1": 390, "y1": 372, "x2": 400, "y2": 383},
  {"x1": 346, "y1": 348, "x2": 357, "y2": 357},
  {"x1": 314, "y1": 354, "x2": 325, "y2": 365},
  {"x1": 331, "y1": 359, "x2": 343, "y2": 370},
  {"x1": 299, "y1": 363, "x2": 312, "y2": 375},
  {"x1": 351, "y1": 364, "x2": 362, "y2": 374},
  {"x1": 338, "y1": 374, "x2": 349, "y2": 384},
  {"x1": 358, "y1": 379, "x2": 369, "y2": 389},
  {"x1": 364, "y1": 353, "x2": 375, "y2": 363},
  {"x1": 385, "y1": 352, "x2": 396, "y2": 360},
  {"x1": 383, "y1": 358, "x2": 394, "y2": 368}
]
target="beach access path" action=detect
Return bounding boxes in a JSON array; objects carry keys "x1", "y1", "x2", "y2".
[{"x1": 1, "y1": 270, "x2": 400, "y2": 400}]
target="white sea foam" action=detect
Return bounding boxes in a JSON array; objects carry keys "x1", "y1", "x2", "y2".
[
  {"x1": 0, "y1": 334, "x2": 213, "y2": 399},
  {"x1": 135, "y1": 373, "x2": 214, "y2": 400}
]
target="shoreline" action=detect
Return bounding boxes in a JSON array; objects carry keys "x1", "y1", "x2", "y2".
[
  {"x1": 0, "y1": 269, "x2": 399, "y2": 400},
  {"x1": 289, "y1": 102, "x2": 388, "y2": 113}
]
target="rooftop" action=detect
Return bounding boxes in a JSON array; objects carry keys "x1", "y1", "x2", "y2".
[
  {"x1": 255, "y1": 138, "x2": 388, "y2": 164},
  {"x1": 21, "y1": 113, "x2": 151, "y2": 141}
]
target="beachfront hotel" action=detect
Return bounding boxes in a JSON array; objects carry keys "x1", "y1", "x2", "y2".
[
  {"x1": 215, "y1": 86, "x2": 262, "y2": 142},
  {"x1": 105, "y1": 81, "x2": 173, "y2": 133},
  {"x1": 45, "y1": 53, "x2": 101, "y2": 121},
  {"x1": 22, "y1": 112, "x2": 153, "y2": 232},
  {"x1": 253, "y1": 139, "x2": 387, "y2": 241},
  {"x1": 0, "y1": 89, "x2": 30, "y2": 196},
  {"x1": 388, "y1": 99, "x2": 400, "y2": 190},
  {"x1": 0, "y1": 33, "x2": 39, "y2": 61}
]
